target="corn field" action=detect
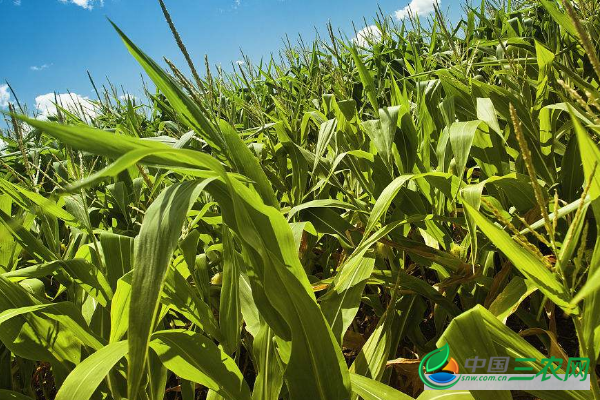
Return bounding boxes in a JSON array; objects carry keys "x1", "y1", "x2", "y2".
[{"x1": 1, "y1": 0, "x2": 600, "y2": 399}]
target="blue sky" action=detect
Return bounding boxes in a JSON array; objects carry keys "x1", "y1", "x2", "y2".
[{"x1": 0, "y1": 0, "x2": 463, "y2": 115}]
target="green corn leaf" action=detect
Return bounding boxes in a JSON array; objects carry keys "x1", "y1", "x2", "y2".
[
  {"x1": 150, "y1": 330, "x2": 252, "y2": 400},
  {"x1": 560, "y1": 135, "x2": 584, "y2": 202},
  {"x1": 16, "y1": 114, "x2": 351, "y2": 400},
  {"x1": 109, "y1": 22, "x2": 222, "y2": 150},
  {"x1": 181, "y1": 379, "x2": 196, "y2": 400},
  {"x1": 110, "y1": 272, "x2": 132, "y2": 343},
  {"x1": 55, "y1": 259, "x2": 113, "y2": 307},
  {"x1": 539, "y1": 0, "x2": 578, "y2": 37},
  {"x1": 321, "y1": 252, "x2": 375, "y2": 343},
  {"x1": 239, "y1": 272, "x2": 261, "y2": 337},
  {"x1": 462, "y1": 201, "x2": 575, "y2": 314},
  {"x1": 350, "y1": 47, "x2": 379, "y2": 111},
  {"x1": 162, "y1": 262, "x2": 223, "y2": 341},
  {"x1": 476, "y1": 98, "x2": 502, "y2": 137},
  {"x1": 461, "y1": 183, "x2": 485, "y2": 265},
  {"x1": 111, "y1": 23, "x2": 278, "y2": 208},
  {"x1": 219, "y1": 226, "x2": 242, "y2": 355},
  {"x1": 350, "y1": 295, "x2": 416, "y2": 400},
  {"x1": 0, "y1": 275, "x2": 82, "y2": 365},
  {"x1": 66, "y1": 147, "x2": 172, "y2": 192},
  {"x1": 558, "y1": 200, "x2": 590, "y2": 270},
  {"x1": 100, "y1": 232, "x2": 134, "y2": 291},
  {"x1": 2, "y1": 262, "x2": 59, "y2": 280},
  {"x1": 148, "y1": 347, "x2": 169, "y2": 400},
  {"x1": 0, "y1": 178, "x2": 76, "y2": 224},
  {"x1": 364, "y1": 172, "x2": 459, "y2": 238},
  {"x1": 568, "y1": 108, "x2": 600, "y2": 366},
  {"x1": 349, "y1": 373, "x2": 414, "y2": 400},
  {"x1": 439, "y1": 306, "x2": 591, "y2": 400},
  {"x1": 287, "y1": 199, "x2": 359, "y2": 221},
  {"x1": 449, "y1": 120, "x2": 483, "y2": 178},
  {"x1": 251, "y1": 325, "x2": 284, "y2": 400},
  {"x1": 224, "y1": 179, "x2": 351, "y2": 400},
  {"x1": 313, "y1": 118, "x2": 338, "y2": 173},
  {"x1": 572, "y1": 109, "x2": 600, "y2": 202},
  {"x1": 0, "y1": 209, "x2": 56, "y2": 263},
  {"x1": 0, "y1": 195, "x2": 15, "y2": 271},
  {"x1": 0, "y1": 302, "x2": 104, "y2": 351},
  {"x1": 488, "y1": 277, "x2": 538, "y2": 323},
  {"x1": 14, "y1": 116, "x2": 228, "y2": 176},
  {"x1": 0, "y1": 390, "x2": 36, "y2": 400},
  {"x1": 218, "y1": 120, "x2": 279, "y2": 208},
  {"x1": 274, "y1": 122, "x2": 310, "y2": 205},
  {"x1": 128, "y1": 181, "x2": 209, "y2": 399},
  {"x1": 363, "y1": 106, "x2": 400, "y2": 172},
  {"x1": 363, "y1": 175, "x2": 414, "y2": 237},
  {"x1": 321, "y1": 218, "x2": 418, "y2": 342},
  {"x1": 55, "y1": 341, "x2": 128, "y2": 400}
]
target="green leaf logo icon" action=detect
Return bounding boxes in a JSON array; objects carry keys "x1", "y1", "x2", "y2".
[
  {"x1": 419, "y1": 344, "x2": 459, "y2": 390},
  {"x1": 424, "y1": 343, "x2": 450, "y2": 373}
]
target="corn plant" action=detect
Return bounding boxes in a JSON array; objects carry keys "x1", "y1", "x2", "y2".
[{"x1": 1, "y1": 0, "x2": 600, "y2": 399}]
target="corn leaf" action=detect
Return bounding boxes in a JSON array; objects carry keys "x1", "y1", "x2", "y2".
[{"x1": 149, "y1": 330, "x2": 252, "y2": 400}]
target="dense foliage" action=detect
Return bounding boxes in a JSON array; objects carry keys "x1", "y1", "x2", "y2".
[{"x1": 1, "y1": 0, "x2": 600, "y2": 399}]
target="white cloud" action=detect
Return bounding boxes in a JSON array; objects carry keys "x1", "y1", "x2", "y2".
[
  {"x1": 35, "y1": 92, "x2": 97, "y2": 121},
  {"x1": 395, "y1": 0, "x2": 439, "y2": 20},
  {"x1": 58, "y1": 0, "x2": 103, "y2": 10},
  {"x1": 0, "y1": 85, "x2": 10, "y2": 108},
  {"x1": 30, "y1": 64, "x2": 51, "y2": 71},
  {"x1": 14, "y1": 0, "x2": 21, "y2": 5},
  {"x1": 353, "y1": 25, "x2": 382, "y2": 47},
  {"x1": 119, "y1": 94, "x2": 139, "y2": 102}
]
